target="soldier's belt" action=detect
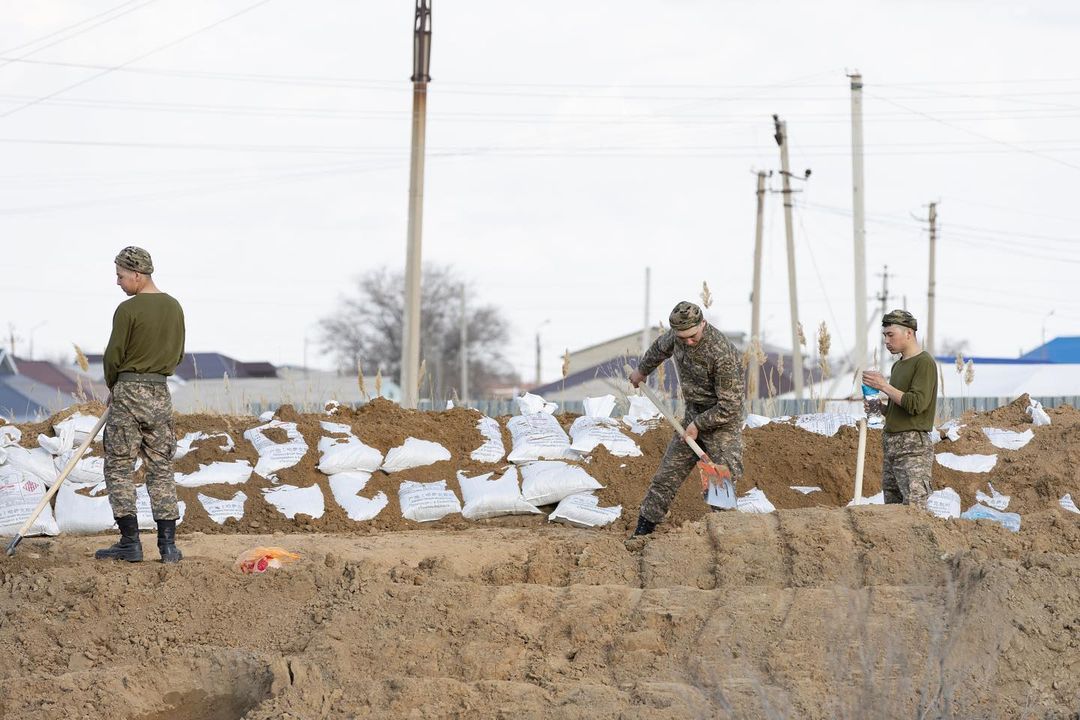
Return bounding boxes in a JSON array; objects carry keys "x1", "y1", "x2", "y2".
[{"x1": 116, "y1": 372, "x2": 168, "y2": 383}]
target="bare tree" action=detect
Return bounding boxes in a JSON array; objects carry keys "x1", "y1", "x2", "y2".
[
  {"x1": 318, "y1": 265, "x2": 519, "y2": 399},
  {"x1": 938, "y1": 338, "x2": 970, "y2": 358}
]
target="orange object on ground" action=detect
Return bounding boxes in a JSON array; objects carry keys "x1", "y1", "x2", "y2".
[{"x1": 234, "y1": 546, "x2": 301, "y2": 574}]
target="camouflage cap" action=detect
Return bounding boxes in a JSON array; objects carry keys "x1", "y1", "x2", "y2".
[
  {"x1": 882, "y1": 309, "x2": 917, "y2": 331},
  {"x1": 115, "y1": 246, "x2": 154, "y2": 275},
  {"x1": 669, "y1": 301, "x2": 704, "y2": 331}
]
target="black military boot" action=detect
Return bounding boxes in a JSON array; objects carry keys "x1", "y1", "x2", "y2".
[
  {"x1": 632, "y1": 516, "x2": 657, "y2": 537},
  {"x1": 156, "y1": 519, "x2": 182, "y2": 564},
  {"x1": 94, "y1": 515, "x2": 143, "y2": 562}
]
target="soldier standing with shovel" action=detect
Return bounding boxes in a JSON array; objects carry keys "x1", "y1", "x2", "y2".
[
  {"x1": 627, "y1": 301, "x2": 746, "y2": 542},
  {"x1": 95, "y1": 247, "x2": 186, "y2": 563}
]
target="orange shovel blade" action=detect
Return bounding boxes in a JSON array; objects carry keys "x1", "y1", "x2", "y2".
[{"x1": 698, "y1": 454, "x2": 734, "y2": 492}]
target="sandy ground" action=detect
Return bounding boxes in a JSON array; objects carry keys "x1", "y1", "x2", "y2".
[{"x1": 3, "y1": 505, "x2": 1080, "y2": 720}]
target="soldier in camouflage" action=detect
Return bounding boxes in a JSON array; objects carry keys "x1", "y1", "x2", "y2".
[
  {"x1": 862, "y1": 309, "x2": 938, "y2": 507},
  {"x1": 628, "y1": 301, "x2": 746, "y2": 538},
  {"x1": 96, "y1": 246, "x2": 186, "y2": 563}
]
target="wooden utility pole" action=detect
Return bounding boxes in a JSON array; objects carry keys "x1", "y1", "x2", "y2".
[
  {"x1": 400, "y1": 0, "x2": 432, "y2": 408},
  {"x1": 748, "y1": 170, "x2": 766, "y2": 399},
  {"x1": 459, "y1": 284, "x2": 468, "y2": 404},
  {"x1": 773, "y1": 115, "x2": 804, "y2": 399},
  {"x1": 877, "y1": 265, "x2": 891, "y2": 367},
  {"x1": 926, "y1": 202, "x2": 938, "y2": 356},
  {"x1": 641, "y1": 267, "x2": 651, "y2": 355},
  {"x1": 849, "y1": 72, "x2": 868, "y2": 377}
]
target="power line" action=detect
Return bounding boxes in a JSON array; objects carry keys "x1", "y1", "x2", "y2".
[
  {"x1": 866, "y1": 91, "x2": 1080, "y2": 173},
  {"x1": 0, "y1": 0, "x2": 163, "y2": 69},
  {"x1": 0, "y1": 0, "x2": 275, "y2": 120}
]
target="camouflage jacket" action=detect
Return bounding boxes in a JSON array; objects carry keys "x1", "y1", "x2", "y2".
[{"x1": 637, "y1": 324, "x2": 745, "y2": 432}]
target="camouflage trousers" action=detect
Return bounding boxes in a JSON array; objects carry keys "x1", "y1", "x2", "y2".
[
  {"x1": 882, "y1": 430, "x2": 933, "y2": 507},
  {"x1": 639, "y1": 425, "x2": 744, "y2": 524},
  {"x1": 103, "y1": 380, "x2": 179, "y2": 521}
]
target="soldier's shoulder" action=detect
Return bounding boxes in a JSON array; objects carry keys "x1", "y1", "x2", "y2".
[{"x1": 705, "y1": 325, "x2": 739, "y2": 353}]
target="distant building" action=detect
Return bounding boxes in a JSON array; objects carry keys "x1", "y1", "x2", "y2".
[
  {"x1": 1020, "y1": 336, "x2": 1080, "y2": 363},
  {"x1": 530, "y1": 328, "x2": 802, "y2": 404},
  {"x1": 0, "y1": 350, "x2": 106, "y2": 422}
]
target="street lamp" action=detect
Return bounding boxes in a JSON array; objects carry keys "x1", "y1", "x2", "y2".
[{"x1": 1041, "y1": 310, "x2": 1055, "y2": 360}]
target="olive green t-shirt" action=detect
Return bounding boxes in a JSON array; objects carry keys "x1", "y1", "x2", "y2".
[
  {"x1": 884, "y1": 350, "x2": 938, "y2": 433},
  {"x1": 103, "y1": 293, "x2": 186, "y2": 388}
]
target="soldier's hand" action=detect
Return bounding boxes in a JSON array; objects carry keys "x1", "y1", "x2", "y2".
[
  {"x1": 684, "y1": 422, "x2": 699, "y2": 442},
  {"x1": 862, "y1": 370, "x2": 886, "y2": 390},
  {"x1": 629, "y1": 369, "x2": 646, "y2": 388}
]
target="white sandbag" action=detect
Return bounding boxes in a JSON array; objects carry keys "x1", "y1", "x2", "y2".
[
  {"x1": 706, "y1": 479, "x2": 737, "y2": 509},
  {"x1": 744, "y1": 414, "x2": 772, "y2": 429},
  {"x1": 1027, "y1": 399, "x2": 1051, "y2": 426},
  {"x1": 3, "y1": 445, "x2": 59, "y2": 486},
  {"x1": 317, "y1": 421, "x2": 383, "y2": 475},
  {"x1": 174, "y1": 431, "x2": 235, "y2": 460},
  {"x1": 1060, "y1": 494, "x2": 1079, "y2": 515},
  {"x1": 569, "y1": 395, "x2": 641, "y2": 457},
  {"x1": 398, "y1": 480, "x2": 461, "y2": 523},
  {"x1": 328, "y1": 472, "x2": 388, "y2": 521},
  {"x1": 55, "y1": 449, "x2": 105, "y2": 485},
  {"x1": 848, "y1": 491, "x2": 885, "y2": 506},
  {"x1": 458, "y1": 467, "x2": 542, "y2": 521},
  {"x1": 470, "y1": 416, "x2": 506, "y2": 463},
  {"x1": 134, "y1": 486, "x2": 186, "y2": 531},
  {"x1": 0, "y1": 425, "x2": 20, "y2": 446},
  {"x1": 507, "y1": 413, "x2": 577, "y2": 463},
  {"x1": 926, "y1": 487, "x2": 961, "y2": 519},
  {"x1": 976, "y1": 483, "x2": 1010, "y2": 511},
  {"x1": 324, "y1": 400, "x2": 342, "y2": 415},
  {"x1": 516, "y1": 392, "x2": 558, "y2": 415},
  {"x1": 381, "y1": 437, "x2": 451, "y2": 473},
  {"x1": 38, "y1": 421, "x2": 76, "y2": 456},
  {"x1": 981, "y1": 428, "x2": 1034, "y2": 451},
  {"x1": 175, "y1": 460, "x2": 253, "y2": 488},
  {"x1": 548, "y1": 492, "x2": 621, "y2": 528},
  {"x1": 55, "y1": 412, "x2": 103, "y2": 445},
  {"x1": 519, "y1": 460, "x2": 603, "y2": 506},
  {"x1": 243, "y1": 421, "x2": 308, "y2": 478},
  {"x1": 737, "y1": 487, "x2": 775, "y2": 514},
  {"x1": 262, "y1": 484, "x2": 325, "y2": 520},
  {"x1": 936, "y1": 452, "x2": 997, "y2": 473},
  {"x1": 54, "y1": 481, "x2": 113, "y2": 533},
  {"x1": 790, "y1": 486, "x2": 821, "y2": 495},
  {"x1": 0, "y1": 466, "x2": 59, "y2": 537},
  {"x1": 622, "y1": 395, "x2": 662, "y2": 435},
  {"x1": 938, "y1": 419, "x2": 964, "y2": 442},
  {"x1": 795, "y1": 413, "x2": 858, "y2": 437},
  {"x1": 961, "y1": 503, "x2": 1021, "y2": 532},
  {"x1": 259, "y1": 410, "x2": 275, "y2": 422},
  {"x1": 197, "y1": 491, "x2": 247, "y2": 524}
]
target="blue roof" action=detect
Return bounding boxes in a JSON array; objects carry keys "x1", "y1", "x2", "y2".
[
  {"x1": 934, "y1": 355, "x2": 1046, "y2": 366},
  {"x1": 1020, "y1": 336, "x2": 1080, "y2": 363},
  {"x1": 0, "y1": 378, "x2": 48, "y2": 422}
]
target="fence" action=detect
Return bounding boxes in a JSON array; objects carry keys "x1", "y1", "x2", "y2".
[{"x1": 240, "y1": 395, "x2": 1077, "y2": 421}]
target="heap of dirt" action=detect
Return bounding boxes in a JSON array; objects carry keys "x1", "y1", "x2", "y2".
[
  {"x1": 16, "y1": 397, "x2": 1080, "y2": 536},
  {"x1": 2, "y1": 509, "x2": 1080, "y2": 719},
  {"x1": 15, "y1": 401, "x2": 107, "y2": 449}
]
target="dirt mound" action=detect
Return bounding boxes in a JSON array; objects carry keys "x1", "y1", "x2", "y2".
[
  {"x1": 3, "y1": 509, "x2": 1079, "y2": 719},
  {"x1": 15, "y1": 399, "x2": 1080, "y2": 536}
]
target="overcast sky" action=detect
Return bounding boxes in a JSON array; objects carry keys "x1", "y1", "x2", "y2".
[{"x1": 2, "y1": 0, "x2": 1078, "y2": 385}]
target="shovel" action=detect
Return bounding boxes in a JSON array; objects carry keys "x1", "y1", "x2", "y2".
[
  {"x1": 624, "y1": 365, "x2": 732, "y2": 499},
  {"x1": 5, "y1": 409, "x2": 109, "y2": 557}
]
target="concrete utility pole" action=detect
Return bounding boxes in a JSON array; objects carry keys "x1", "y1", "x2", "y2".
[
  {"x1": 459, "y1": 284, "x2": 468, "y2": 404},
  {"x1": 877, "y1": 265, "x2": 891, "y2": 367},
  {"x1": 926, "y1": 202, "x2": 938, "y2": 357},
  {"x1": 773, "y1": 115, "x2": 805, "y2": 399},
  {"x1": 748, "y1": 170, "x2": 767, "y2": 399},
  {"x1": 399, "y1": 0, "x2": 432, "y2": 409},
  {"x1": 849, "y1": 72, "x2": 868, "y2": 376},
  {"x1": 641, "y1": 267, "x2": 651, "y2": 355}
]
